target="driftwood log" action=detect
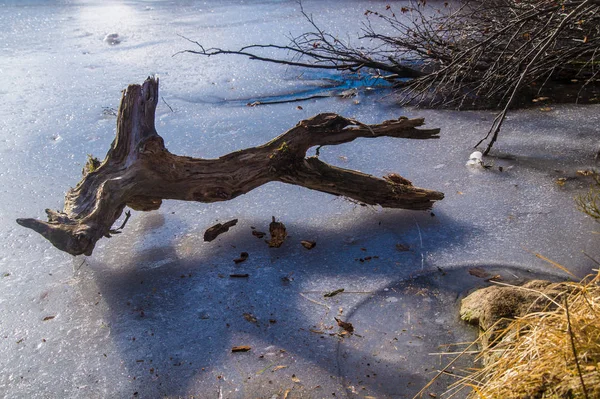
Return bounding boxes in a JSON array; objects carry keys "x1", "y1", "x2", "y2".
[{"x1": 17, "y1": 77, "x2": 443, "y2": 256}]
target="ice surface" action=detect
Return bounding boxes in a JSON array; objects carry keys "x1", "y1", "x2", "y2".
[{"x1": 1, "y1": 1, "x2": 599, "y2": 398}]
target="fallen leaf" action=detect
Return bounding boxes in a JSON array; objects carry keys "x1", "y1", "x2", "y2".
[
  {"x1": 539, "y1": 106, "x2": 553, "y2": 112},
  {"x1": 273, "y1": 365, "x2": 288, "y2": 372},
  {"x1": 243, "y1": 313, "x2": 257, "y2": 324},
  {"x1": 252, "y1": 230, "x2": 266, "y2": 239},
  {"x1": 324, "y1": 288, "x2": 344, "y2": 298},
  {"x1": 577, "y1": 170, "x2": 595, "y2": 176},
  {"x1": 42, "y1": 316, "x2": 56, "y2": 321},
  {"x1": 335, "y1": 317, "x2": 354, "y2": 334},
  {"x1": 468, "y1": 268, "x2": 489, "y2": 279},
  {"x1": 556, "y1": 177, "x2": 567, "y2": 186},
  {"x1": 291, "y1": 374, "x2": 301, "y2": 383},
  {"x1": 300, "y1": 240, "x2": 316, "y2": 249},
  {"x1": 486, "y1": 274, "x2": 503, "y2": 282},
  {"x1": 234, "y1": 252, "x2": 249, "y2": 264},
  {"x1": 283, "y1": 389, "x2": 291, "y2": 399},
  {"x1": 231, "y1": 345, "x2": 251, "y2": 352},
  {"x1": 296, "y1": 105, "x2": 303, "y2": 110},
  {"x1": 203, "y1": 219, "x2": 238, "y2": 242},
  {"x1": 267, "y1": 216, "x2": 287, "y2": 248},
  {"x1": 395, "y1": 243, "x2": 410, "y2": 252}
]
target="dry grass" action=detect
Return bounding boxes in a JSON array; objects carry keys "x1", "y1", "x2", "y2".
[
  {"x1": 453, "y1": 271, "x2": 600, "y2": 399},
  {"x1": 576, "y1": 173, "x2": 600, "y2": 222}
]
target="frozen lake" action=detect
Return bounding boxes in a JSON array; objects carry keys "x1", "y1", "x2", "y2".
[{"x1": 1, "y1": 1, "x2": 598, "y2": 398}]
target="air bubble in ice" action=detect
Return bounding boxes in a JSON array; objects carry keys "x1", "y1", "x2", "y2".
[{"x1": 103, "y1": 33, "x2": 121, "y2": 45}]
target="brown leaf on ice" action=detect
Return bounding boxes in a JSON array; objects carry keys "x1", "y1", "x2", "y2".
[
  {"x1": 204, "y1": 219, "x2": 238, "y2": 242},
  {"x1": 231, "y1": 345, "x2": 251, "y2": 352},
  {"x1": 243, "y1": 313, "x2": 257, "y2": 324},
  {"x1": 267, "y1": 216, "x2": 287, "y2": 248},
  {"x1": 396, "y1": 243, "x2": 410, "y2": 251},
  {"x1": 42, "y1": 316, "x2": 56, "y2": 321},
  {"x1": 468, "y1": 268, "x2": 489, "y2": 279},
  {"x1": 485, "y1": 274, "x2": 503, "y2": 282},
  {"x1": 300, "y1": 240, "x2": 316, "y2": 249},
  {"x1": 335, "y1": 317, "x2": 354, "y2": 334},
  {"x1": 234, "y1": 252, "x2": 249, "y2": 264},
  {"x1": 291, "y1": 374, "x2": 301, "y2": 383},
  {"x1": 577, "y1": 170, "x2": 595, "y2": 176},
  {"x1": 252, "y1": 230, "x2": 266, "y2": 239},
  {"x1": 273, "y1": 365, "x2": 288, "y2": 372}
]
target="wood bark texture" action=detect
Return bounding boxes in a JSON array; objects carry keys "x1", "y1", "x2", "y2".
[{"x1": 17, "y1": 77, "x2": 443, "y2": 256}]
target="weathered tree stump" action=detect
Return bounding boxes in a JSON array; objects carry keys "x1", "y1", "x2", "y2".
[{"x1": 17, "y1": 77, "x2": 443, "y2": 256}]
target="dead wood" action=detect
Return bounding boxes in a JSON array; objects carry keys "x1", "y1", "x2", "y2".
[
  {"x1": 16, "y1": 77, "x2": 443, "y2": 256},
  {"x1": 204, "y1": 219, "x2": 238, "y2": 242}
]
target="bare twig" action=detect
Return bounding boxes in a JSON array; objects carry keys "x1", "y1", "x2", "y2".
[{"x1": 161, "y1": 96, "x2": 174, "y2": 112}]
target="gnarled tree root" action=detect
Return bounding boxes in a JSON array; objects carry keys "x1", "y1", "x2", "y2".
[{"x1": 17, "y1": 77, "x2": 443, "y2": 256}]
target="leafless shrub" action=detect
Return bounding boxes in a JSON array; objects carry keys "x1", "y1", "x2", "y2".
[{"x1": 179, "y1": 0, "x2": 600, "y2": 153}]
